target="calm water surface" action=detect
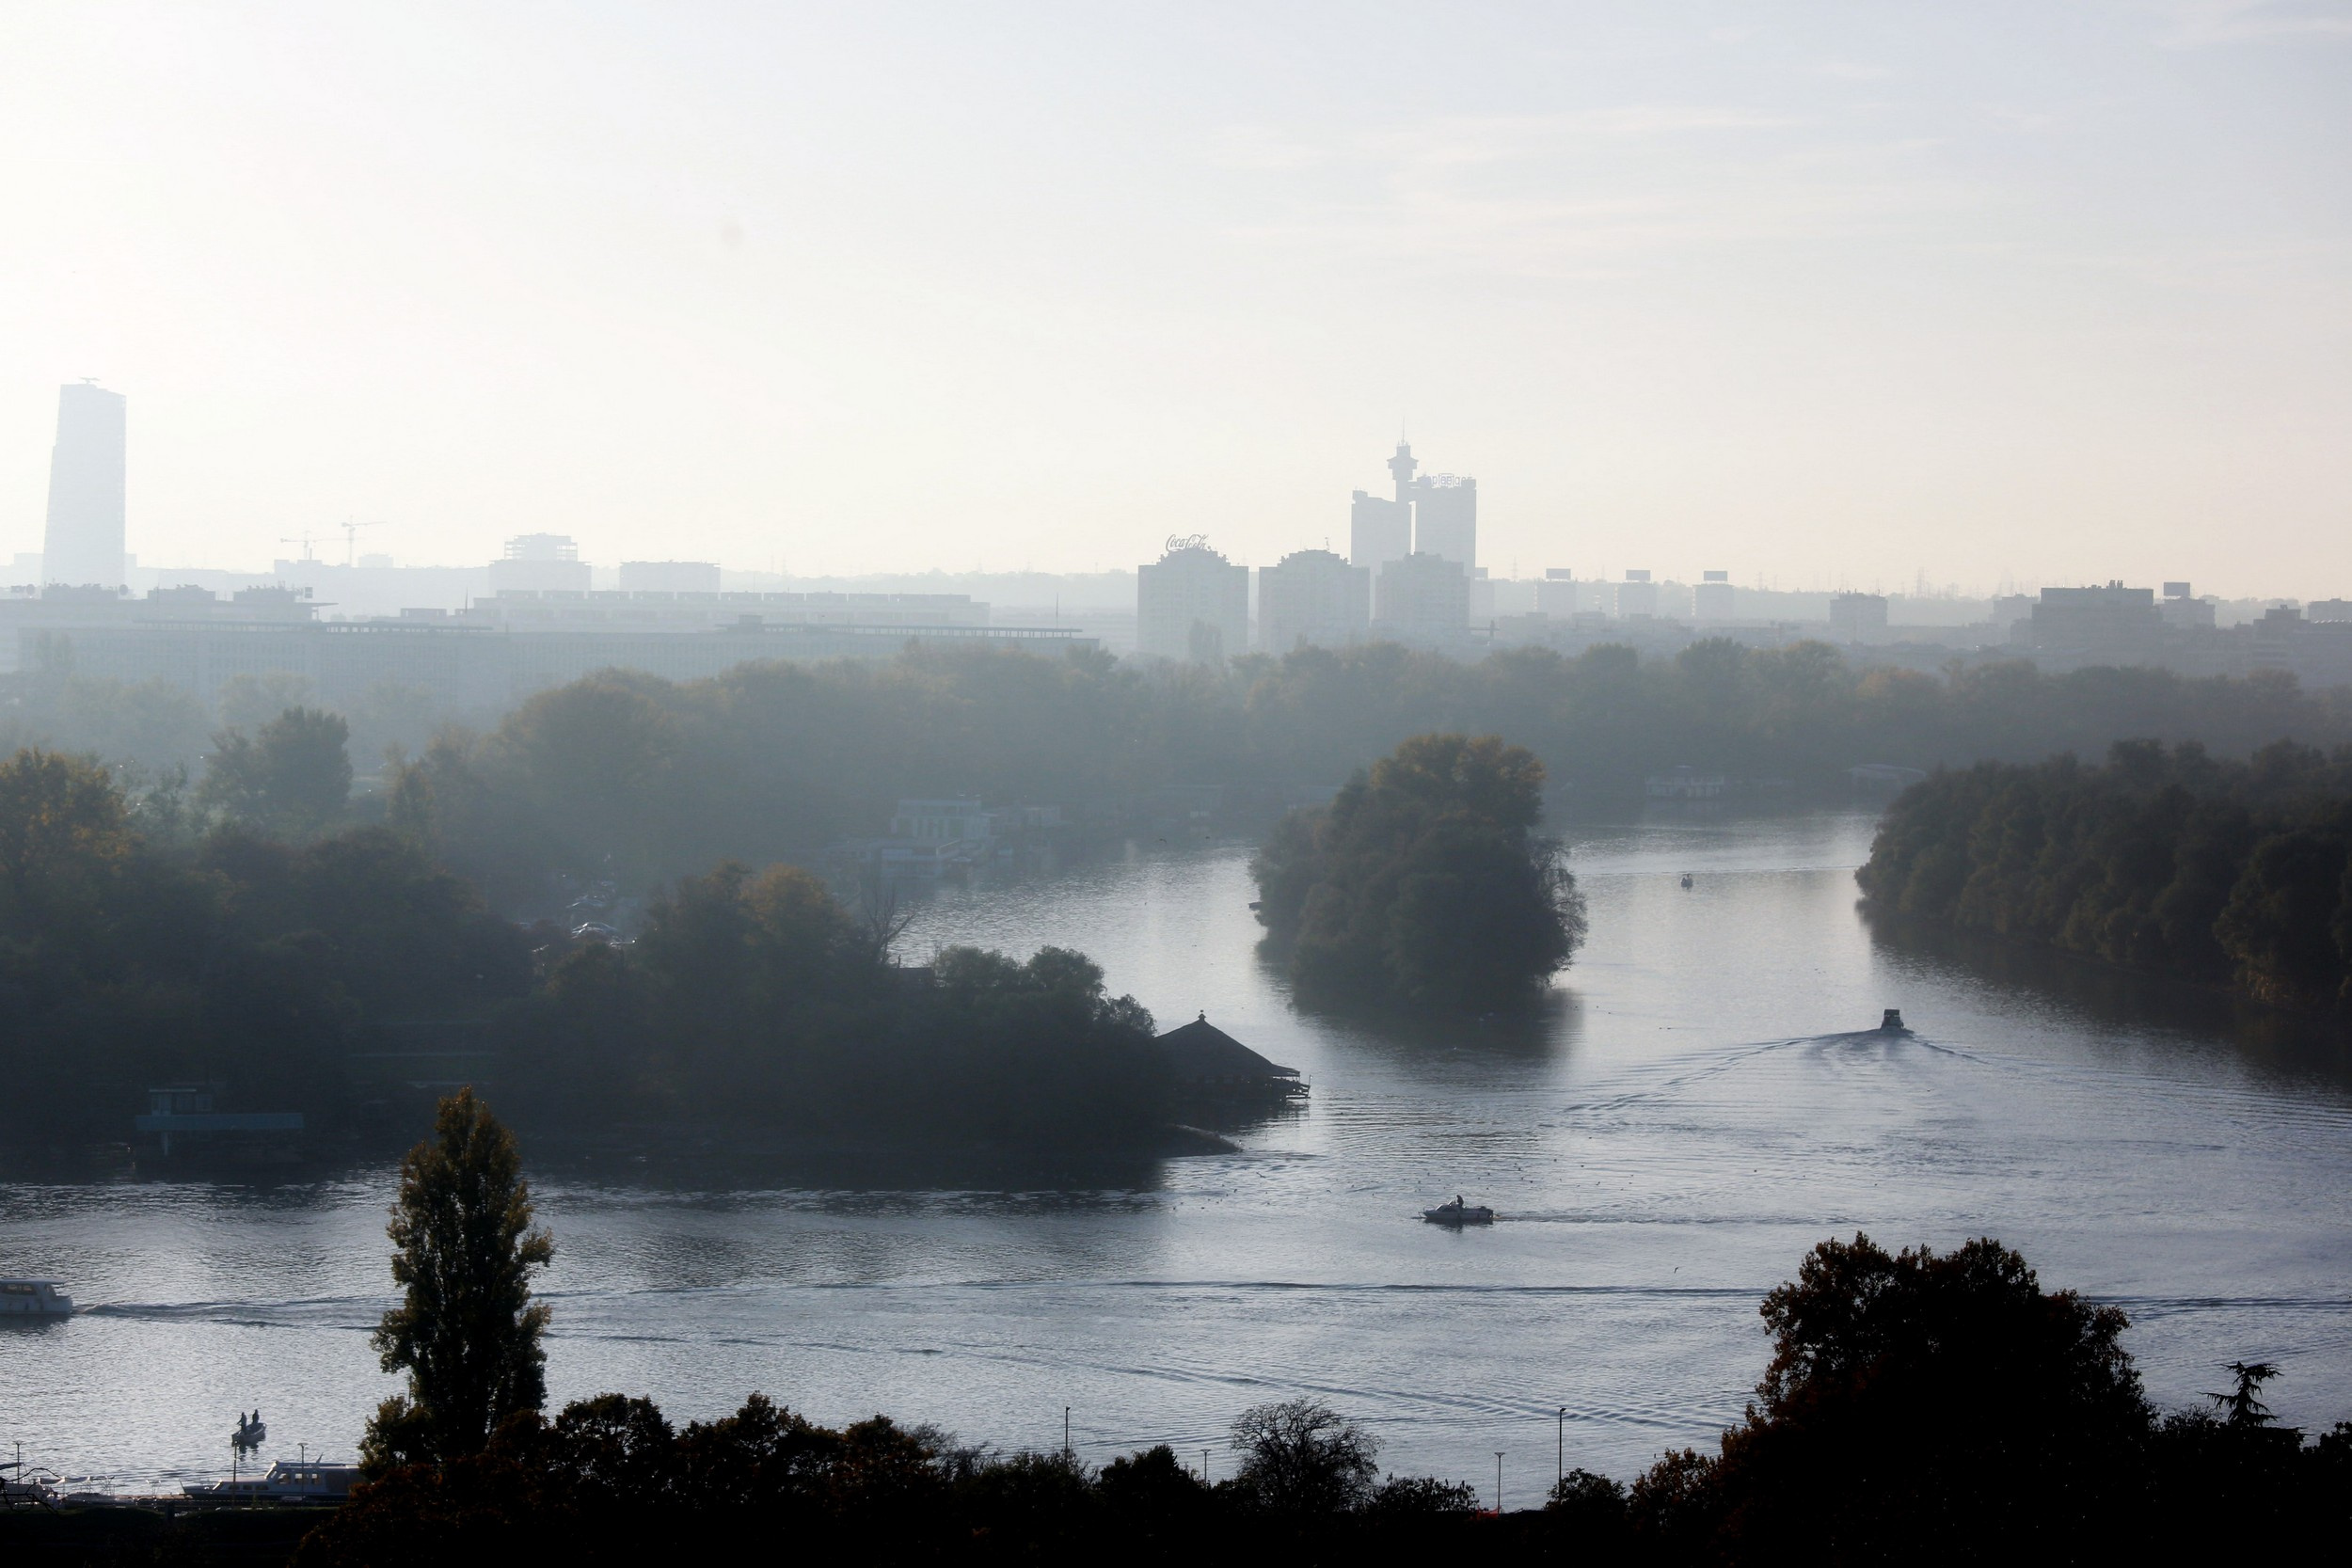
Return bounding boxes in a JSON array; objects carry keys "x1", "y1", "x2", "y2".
[{"x1": 5, "y1": 811, "x2": 2349, "y2": 1497}]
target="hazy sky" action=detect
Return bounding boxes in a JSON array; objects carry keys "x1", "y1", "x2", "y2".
[{"x1": 5, "y1": 2, "x2": 2348, "y2": 593}]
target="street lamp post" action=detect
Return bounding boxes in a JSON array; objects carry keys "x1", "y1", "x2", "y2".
[
  {"x1": 1494, "y1": 1451, "x2": 1505, "y2": 1514},
  {"x1": 1557, "y1": 1406, "x2": 1568, "y2": 1488}
]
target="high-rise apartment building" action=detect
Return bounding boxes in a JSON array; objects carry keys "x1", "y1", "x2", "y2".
[
  {"x1": 1829, "y1": 592, "x2": 1889, "y2": 639},
  {"x1": 42, "y1": 381, "x2": 128, "y2": 587},
  {"x1": 1137, "y1": 536, "x2": 1248, "y2": 663},
  {"x1": 1258, "y1": 548, "x2": 1369, "y2": 653},
  {"x1": 1375, "y1": 552, "x2": 1469, "y2": 637},
  {"x1": 1535, "y1": 568, "x2": 1578, "y2": 618},
  {"x1": 1616, "y1": 570, "x2": 1658, "y2": 618},
  {"x1": 1693, "y1": 570, "x2": 1734, "y2": 621}
]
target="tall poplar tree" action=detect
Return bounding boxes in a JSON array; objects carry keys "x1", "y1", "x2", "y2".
[{"x1": 363, "y1": 1088, "x2": 554, "y2": 1469}]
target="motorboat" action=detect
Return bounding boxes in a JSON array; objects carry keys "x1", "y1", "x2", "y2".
[
  {"x1": 0, "y1": 1278, "x2": 72, "y2": 1317},
  {"x1": 1422, "y1": 1196, "x2": 1496, "y2": 1226},
  {"x1": 182, "y1": 1459, "x2": 362, "y2": 1504}
]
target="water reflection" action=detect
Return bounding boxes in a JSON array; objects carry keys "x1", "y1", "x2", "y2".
[{"x1": 1864, "y1": 911, "x2": 2352, "y2": 1091}]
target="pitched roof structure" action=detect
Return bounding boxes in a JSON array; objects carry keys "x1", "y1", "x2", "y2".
[{"x1": 1152, "y1": 1013, "x2": 1299, "y2": 1084}]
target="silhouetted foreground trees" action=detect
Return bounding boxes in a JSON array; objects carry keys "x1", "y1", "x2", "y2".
[
  {"x1": 1252, "y1": 735, "x2": 1585, "y2": 1007},
  {"x1": 278, "y1": 1230, "x2": 2349, "y2": 1567},
  {"x1": 373, "y1": 641, "x2": 2352, "y2": 902},
  {"x1": 1860, "y1": 738, "x2": 2352, "y2": 1009}
]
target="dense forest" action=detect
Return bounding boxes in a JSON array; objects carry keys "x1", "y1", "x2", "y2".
[
  {"x1": 1252, "y1": 734, "x2": 1585, "y2": 1008},
  {"x1": 1858, "y1": 739, "x2": 2352, "y2": 1010},
  {"x1": 0, "y1": 746, "x2": 1168, "y2": 1156},
  {"x1": 11, "y1": 639, "x2": 2351, "y2": 906}
]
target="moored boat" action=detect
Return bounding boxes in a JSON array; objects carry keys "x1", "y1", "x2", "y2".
[
  {"x1": 182, "y1": 1460, "x2": 362, "y2": 1504},
  {"x1": 1, "y1": 1462, "x2": 60, "y2": 1508}
]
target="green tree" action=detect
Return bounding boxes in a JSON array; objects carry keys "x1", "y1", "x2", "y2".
[
  {"x1": 200, "y1": 705, "x2": 354, "y2": 839},
  {"x1": 2215, "y1": 830, "x2": 2350, "y2": 1006},
  {"x1": 1252, "y1": 732, "x2": 1584, "y2": 1008},
  {"x1": 365, "y1": 1088, "x2": 555, "y2": 1469}
]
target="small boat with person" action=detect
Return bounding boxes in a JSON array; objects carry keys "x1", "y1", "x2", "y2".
[{"x1": 1422, "y1": 1195, "x2": 1496, "y2": 1226}]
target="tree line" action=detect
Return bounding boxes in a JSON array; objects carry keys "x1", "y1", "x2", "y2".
[
  {"x1": 0, "y1": 747, "x2": 1168, "y2": 1157},
  {"x1": 278, "y1": 1094, "x2": 2352, "y2": 1564},
  {"x1": 1858, "y1": 738, "x2": 2352, "y2": 1009},
  {"x1": 387, "y1": 643, "x2": 2352, "y2": 904},
  {"x1": 17, "y1": 639, "x2": 2345, "y2": 908}
]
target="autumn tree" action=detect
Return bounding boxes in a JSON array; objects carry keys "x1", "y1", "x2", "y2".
[
  {"x1": 365, "y1": 1089, "x2": 555, "y2": 1469},
  {"x1": 1650, "y1": 1232, "x2": 2152, "y2": 1560}
]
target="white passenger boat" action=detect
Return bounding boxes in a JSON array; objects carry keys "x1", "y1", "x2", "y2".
[
  {"x1": 182, "y1": 1459, "x2": 363, "y2": 1504},
  {"x1": 0, "y1": 1278, "x2": 72, "y2": 1317}
]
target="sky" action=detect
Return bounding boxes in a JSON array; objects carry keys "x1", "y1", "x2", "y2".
[{"x1": 3, "y1": 2, "x2": 2349, "y2": 594}]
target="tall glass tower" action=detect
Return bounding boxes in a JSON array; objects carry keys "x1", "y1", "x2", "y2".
[{"x1": 42, "y1": 381, "x2": 128, "y2": 586}]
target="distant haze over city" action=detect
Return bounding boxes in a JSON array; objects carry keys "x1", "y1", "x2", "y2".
[{"x1": 4, "y1": 3, "x2": 2348, "y2": 594}]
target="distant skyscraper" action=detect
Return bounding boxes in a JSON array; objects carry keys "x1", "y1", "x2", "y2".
[
  {"x1": 1347, "y1": 439, "x2": 1476, "y2": 574},
  {"x1": 1258, "y1": 547, "x2": 1369, "y2": 653},
  {"x1": 1349, "y1": 489, "x2": 1411, "y2": 572},
  {"x1": 42, "y1": 381, "x2": 127, "y2": 587},
  {"x1": 1137, "y1": 535, "x2": 1248, "y2": 663},
  {"x1": 1411, "y1": 473, "x2": 1476, "y2": 568}
]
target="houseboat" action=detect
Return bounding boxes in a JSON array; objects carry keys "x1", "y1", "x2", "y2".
[{"x1": 183, "y1": 1459, "x2": 362, "y2": 1504}]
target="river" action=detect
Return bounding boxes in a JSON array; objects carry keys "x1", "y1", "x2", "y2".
[{"x1": 3, "y1": 810, "x2": 2348, "y2": 1498}]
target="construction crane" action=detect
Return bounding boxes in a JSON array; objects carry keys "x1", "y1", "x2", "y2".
[
  {"x1": 339, "y1": 519, "x2": 382, "y2": 566},
  {"x1": 278, "y1": 529, "x2": 320, "y2": 562}
]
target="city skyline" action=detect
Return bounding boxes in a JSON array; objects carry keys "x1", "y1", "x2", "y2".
[{"x1": 5, "y1": 5, "x2": 2349, "y2": 595}]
